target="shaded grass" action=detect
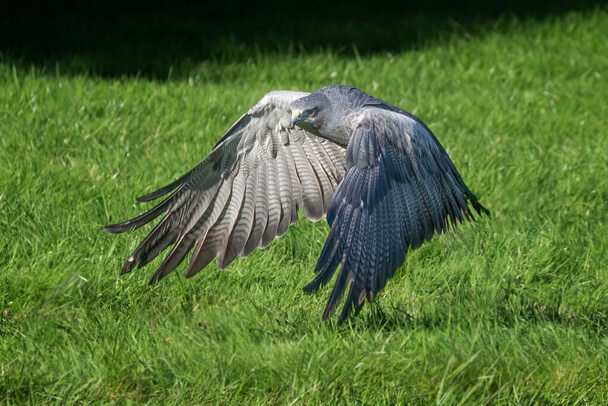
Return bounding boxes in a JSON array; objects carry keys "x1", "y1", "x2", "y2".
[
  {"x1": 1, "y1": 7, "x2": 608, "y2": 405},
  {"x1": 2, "y1": 0, "x2": 604, "y2": 79}
]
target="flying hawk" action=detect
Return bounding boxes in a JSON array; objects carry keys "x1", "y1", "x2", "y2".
[{"x1": 106, "y1": 85, "x2": 488, "y2": 324}]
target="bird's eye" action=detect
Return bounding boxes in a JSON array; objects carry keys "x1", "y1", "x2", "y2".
[{"x1": 307, "y1": 109, "x2": 317, "y2": 117}]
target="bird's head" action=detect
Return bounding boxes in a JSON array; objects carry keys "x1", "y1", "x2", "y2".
[
  {"x1": 289, "y1": 85, "x2": 373, "y2": 146},
  {"x1": 289, "y1": 92, "x2": 332, "y2": 138}
]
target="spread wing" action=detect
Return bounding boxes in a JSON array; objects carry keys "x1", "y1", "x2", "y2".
[
  {"x1": 304, "y1": 107, "x2": 488, "y2": 324},
  {"x1": 105, "y1": 91, "x2": 347, "y2": 284}
]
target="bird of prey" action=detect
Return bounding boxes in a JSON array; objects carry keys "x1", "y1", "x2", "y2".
[{"x1": 106, "y1": 84, "x2": 488, "y2": 324}]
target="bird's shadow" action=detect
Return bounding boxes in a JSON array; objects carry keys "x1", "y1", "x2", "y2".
[{"x1": 335, "y1": 299, "x2": 608, "y2": 336}]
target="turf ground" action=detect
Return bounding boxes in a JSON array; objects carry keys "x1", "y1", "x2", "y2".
[{"x1": 1, "y1": 3, "x2": 607, "y2": 404}]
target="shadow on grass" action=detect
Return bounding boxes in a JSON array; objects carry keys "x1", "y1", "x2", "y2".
[
  {"x1": 349, "y1": 300, "x2": 608, "y2": 336},
  {"x1": 1, "y1": 0, "x2": 604, "y2": 79}
]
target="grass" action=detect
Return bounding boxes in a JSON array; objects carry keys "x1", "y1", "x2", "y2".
[{"x1": 1, "y1": 5, "x2": 608, "y2": 405}]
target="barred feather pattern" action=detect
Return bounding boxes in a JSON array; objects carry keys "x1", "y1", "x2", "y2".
[
  {"x1": 303, "y1": 108, "x2": 488, "y2": 324},
  {"x1": 106, "y1": 85, "x2": 488, "y2": 325},
  {"x1": 105, "y1": 91, "x2": 347, "y2": 285}
]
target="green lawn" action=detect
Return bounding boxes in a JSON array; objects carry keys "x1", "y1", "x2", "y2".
[{"x1": 1, "y1": 6, "x2": 608, "y2": 405}]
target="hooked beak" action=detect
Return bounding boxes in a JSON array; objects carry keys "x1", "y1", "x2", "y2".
[{"x1": 290, "y1": 108, "x2": 302, "y2": 128}]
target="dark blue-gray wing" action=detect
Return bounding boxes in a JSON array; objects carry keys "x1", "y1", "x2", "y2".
[{"x1": 304, "y1": 108, "x2": 488, "y2": 324}]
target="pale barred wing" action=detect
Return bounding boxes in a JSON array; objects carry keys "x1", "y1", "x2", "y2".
[
  {"x1": 304, "y1": 107, "x2": 488, "y2": 324},
  {"x1": 105, "y1": 91, "x2": 347, "y2": 284}
]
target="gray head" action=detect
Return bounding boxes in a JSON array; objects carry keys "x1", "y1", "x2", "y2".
[{"x1": 290, "y1": 85, "x2": 374, "y2": 146}]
